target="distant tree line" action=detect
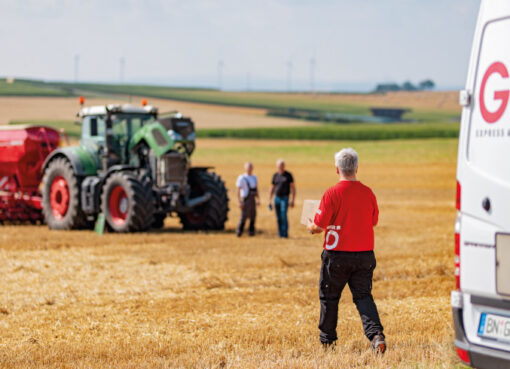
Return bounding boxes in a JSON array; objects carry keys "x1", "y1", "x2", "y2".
[{"x1": 374, "y1": 79, "x2": 435, "y2": 93}]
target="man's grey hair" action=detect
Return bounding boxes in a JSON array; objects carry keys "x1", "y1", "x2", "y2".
[
  {"x1": 276, "y1": 158, "x2": 285, "y2": 166},
  {"x1": 335, "y1": 148, "x2": 358, "y2": 175}
]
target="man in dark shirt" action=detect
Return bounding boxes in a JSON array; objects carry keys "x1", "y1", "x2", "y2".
[{"x1": 269, "y1": 159, "x2": 296, "y2": 238}]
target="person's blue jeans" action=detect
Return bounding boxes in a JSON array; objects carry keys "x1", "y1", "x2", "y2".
[{"x1": 274, "y1": 196, "x2": 289, "y2": 238}]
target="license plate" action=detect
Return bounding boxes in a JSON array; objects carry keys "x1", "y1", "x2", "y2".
[{"x1": 478, "y1": 313, "x2": 510, "y2": 342}]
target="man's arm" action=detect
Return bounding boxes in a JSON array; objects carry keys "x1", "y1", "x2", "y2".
[
  {"x1": 289, "y1": 182, "x2": 296, "y2": 208},
  {"x1": 268, "y1": 185, "x2": 275, "y2": 204},
  {"x1": 308, "y1": 189, "x2": 334, "y2": 235},
  {"x1": 237, "y1": 187, "x2": 243, "y2": 208},
  {"x1": 307, "y1": 218, "x2": 323, "y2": 234},
  {"x1": 254, "y1": 176, "x2": 260, "y2": 206},
  {"x1": 372, "y1": 191, "x2": 379, "y2": 226}
]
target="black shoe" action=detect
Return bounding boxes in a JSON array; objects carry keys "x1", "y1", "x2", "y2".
[
  {"x1": 370, "y1": 333, "x2": 386, "y2": 354},
  {"x1": 321, "y1": 340, "x2": 336, "y2": 351}
]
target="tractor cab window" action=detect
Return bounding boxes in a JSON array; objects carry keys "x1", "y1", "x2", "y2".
[
  {"x1": 110, "y1": 114, "x2": 155, "y2": 142},
  {"x1": 82, "y1": 116, "x2": 105, "y2": 139}
]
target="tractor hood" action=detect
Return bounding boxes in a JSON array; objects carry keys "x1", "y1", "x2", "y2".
[
  {"x1": 43, "y1": 145, "x2": 98, "y2": 177},
  {"x1": 129, "y1": 122, "x2": 175, "y2": 157}
]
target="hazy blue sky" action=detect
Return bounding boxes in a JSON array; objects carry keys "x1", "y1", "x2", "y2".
[{"x1": 0, "y1": 0, "x2": 480, "y2": 91}]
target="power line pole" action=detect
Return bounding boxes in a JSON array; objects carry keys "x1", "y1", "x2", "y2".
[
  {"x1": 119, "y1": 57, "x2": 125, "y2": 84},
  {"x1": 286, "y1": 60, "x2": 293, "y2": 92},
  {"x1": 74, "y1": 54, "x2": 79, "y2": 83},
  {"x1": 217, "y1": 60, "x2": 224, "y2": 90}
]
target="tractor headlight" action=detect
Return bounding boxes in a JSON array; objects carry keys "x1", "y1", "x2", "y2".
[{"x1": 167, "y1": 130, "x2": 183, "y2": 142}]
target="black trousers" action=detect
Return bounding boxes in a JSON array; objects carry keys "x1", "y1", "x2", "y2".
[
  {"x1": 319, "y1": 250, "x2": 384, "y2": 344},
  {"x1": 236, "y1": 193, "x2": 256, "y2": 236}
]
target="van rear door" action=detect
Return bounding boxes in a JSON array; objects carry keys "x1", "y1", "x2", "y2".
[{"x1": 459, "y1": 11, "x2": 510, "y2": 350}]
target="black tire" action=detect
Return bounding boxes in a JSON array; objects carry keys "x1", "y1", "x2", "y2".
[
  {"x1": 101, "y1": 171, "x2": 154, "y2": 232},
  {"x1": 178, "y1": 170, "x2": 229, "y2": 230},
  {"x1": 42, "y1": 157, "x2": 88, "y2": 230},
  {"x1": 152, "y1": 213, "x2": 166, "y2": 229}
]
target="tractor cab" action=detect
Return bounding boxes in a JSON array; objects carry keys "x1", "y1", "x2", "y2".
[
  {"x1": 79, "y1": 104, "x2": 158, "y2": 166},
  {"x1": 78, "y1": 104, "x2": 196, "y2": 168}
]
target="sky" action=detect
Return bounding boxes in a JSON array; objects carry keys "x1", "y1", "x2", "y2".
[{"x1": 0, "y1": 0, "x2": 480, "y2": 91}]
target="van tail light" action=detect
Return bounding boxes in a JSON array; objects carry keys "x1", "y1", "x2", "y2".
[
  {"x1": 455, "y1": 232, "x2": 460, "y2": 289},
  {"x1": 456, "y1": 181, "x2": 461, "y2": 210},
  {"x1": 456, "y1": 347, "x2": 470, "y2": 364}
]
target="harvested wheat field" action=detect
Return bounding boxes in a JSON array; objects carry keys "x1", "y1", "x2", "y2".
[
  {"x1": 0, "y1": 138, "x2": 459, "y2": 368},
  {"x1": 0, "y1": 96, "x2": 314, "y2": 128}
]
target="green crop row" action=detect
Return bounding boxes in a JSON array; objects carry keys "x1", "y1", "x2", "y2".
[{"x1": 197, "y1": 123, "x2": 460, "y2": 141}]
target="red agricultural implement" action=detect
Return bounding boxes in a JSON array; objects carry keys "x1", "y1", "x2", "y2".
[{"x1": 0, "y1": 126, "x2": 60, "y2": 223}]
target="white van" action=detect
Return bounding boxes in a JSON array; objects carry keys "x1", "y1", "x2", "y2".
[{"x1": 452, "y1": 1, "x2": 510, "y2": 367}]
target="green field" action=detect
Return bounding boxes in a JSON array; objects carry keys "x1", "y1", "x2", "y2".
[
  {"x1": 198, "y1": 123, "x2": 460, "y2": 141},
  {"x1": 0, "y1": 79, "x2": 71, "y2": 97},
  {"x1": 193, "y1": 137, "x2": 459, "y2": 165}
]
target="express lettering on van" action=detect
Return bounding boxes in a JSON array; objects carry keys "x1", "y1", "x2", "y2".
[{"x1": 480, "y1": 61, "x2": 509, "y2": 123}]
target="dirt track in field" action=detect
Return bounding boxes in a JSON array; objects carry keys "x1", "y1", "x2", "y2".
[
  {"x1": 0, "y1": 138, "x2": 458, "y2": 368},
  {"x1": 0, "y1": 96, "x2": 314, "y2": 128}
]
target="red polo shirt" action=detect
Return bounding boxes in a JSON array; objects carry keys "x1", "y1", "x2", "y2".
[{"x1": 314, "y1": 181, "x2": 378, "y2": 252}]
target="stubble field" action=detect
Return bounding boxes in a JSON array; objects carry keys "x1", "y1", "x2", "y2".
[
  {"x1": 0, "y1": 96, "x2": 314, "y2": 128},
  {"x1": 0, "y1": 138, "x2": 459, "y2": 368}
]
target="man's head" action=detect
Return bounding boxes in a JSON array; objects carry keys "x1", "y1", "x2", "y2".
[
  {"x1": 276, "y1": 159, "x2": 285, "y2": 173},
  {"x1": 244, "y1": 162, "x2": 254, "y2": 175},
  {"x1": 334, "y1": 148, "x2": 358, "y2": 178}
]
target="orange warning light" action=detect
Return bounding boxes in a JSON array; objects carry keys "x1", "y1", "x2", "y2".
[
  {"x1": 141, "y1": 98, "x2": 148, "y2": 106},
  {"x1": 79, "y1": 96, "x2": 85, "y2": 105}
]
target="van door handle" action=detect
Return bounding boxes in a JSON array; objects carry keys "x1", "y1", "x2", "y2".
[{"x1": 482, "y1": 197, "x2": 491, "y2": 213}]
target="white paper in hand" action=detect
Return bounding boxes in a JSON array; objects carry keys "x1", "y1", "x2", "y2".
[{"x1": 301, "y1": 200, "x2": 320, "y2": 226}]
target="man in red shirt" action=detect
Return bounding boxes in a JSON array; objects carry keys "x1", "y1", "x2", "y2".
[{"x1": 307, "y1": 148, "x2": 385, "y2": 353}]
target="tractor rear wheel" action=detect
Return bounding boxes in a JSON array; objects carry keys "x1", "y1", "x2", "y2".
[
  {"x1": 101, "y1": 171, "x2": 154, "y2": 232},
  {"x1": 42, "y1": 158, "x2": 88, "y2": 230},
  {"x1": 178, "y1": 170, "x2": 229, "y2": 230}
]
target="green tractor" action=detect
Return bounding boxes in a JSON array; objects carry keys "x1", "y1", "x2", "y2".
[{"x1": 41, "y1": 102, "x2": 229, "y2": 232}]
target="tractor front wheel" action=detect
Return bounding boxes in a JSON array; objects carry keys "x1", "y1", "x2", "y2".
[
  {"x1": 42, "y1": 158, "x2": 88, "y2": 230},
  {"x1": 101, "y1": 172, "x2": 154, "y2": 232},
  {"x1": 178, "y1": 170, "x2": 229, "y2": 230}
]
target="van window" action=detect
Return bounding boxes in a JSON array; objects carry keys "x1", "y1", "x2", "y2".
[{"x1": 468, "y1": 18, "x2": 510, "y2": 182}]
